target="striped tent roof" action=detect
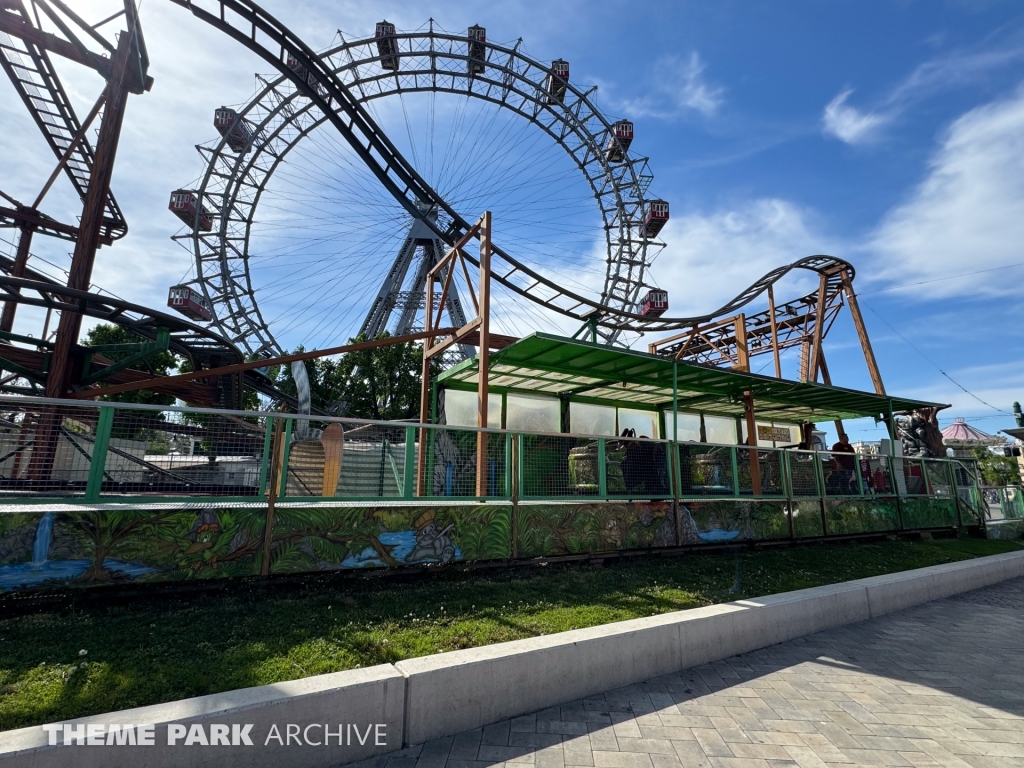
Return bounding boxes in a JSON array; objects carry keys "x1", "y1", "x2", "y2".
[{"x1": 941, "y1": 417, "x2": 1005, "y2": 446}]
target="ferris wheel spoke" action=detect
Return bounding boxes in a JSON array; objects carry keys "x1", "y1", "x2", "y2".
[{"x1": 182, "y1": 23, "x2": 664, "y2": 355}]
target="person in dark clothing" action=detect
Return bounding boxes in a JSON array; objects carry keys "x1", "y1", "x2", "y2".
[
  {"x1": 620, "y1": 430, "x2": 670, "y2": 497},
  {"x1": 830, "y1": 432, "x2": 857, "y2": 494}
]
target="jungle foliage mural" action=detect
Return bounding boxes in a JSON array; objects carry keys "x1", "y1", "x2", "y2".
[
  {"x1": 0, "y1": 504, "x2": 512, "y2": 591},
  {"x1": 0, "y1": 494, "x2": 967, "y2": 592}
]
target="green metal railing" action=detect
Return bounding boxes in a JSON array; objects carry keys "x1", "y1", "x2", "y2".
[
  {"x1": 984, "y1": 485, "x2": 1024, "y2": 521},
  {"x1": 0, "y1": 396, "x2": 983, "y2": 527}
]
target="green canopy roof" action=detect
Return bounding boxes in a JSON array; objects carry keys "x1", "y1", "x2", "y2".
[{"x1": 438, "y1": 333, "x2": 946, "y2": 423}]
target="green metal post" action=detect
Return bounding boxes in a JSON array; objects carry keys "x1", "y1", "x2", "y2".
[
  {"x1": 671, "y1": 360, "x2": 680, "y2": 537},
  {"x1": 404, "y1": 425, "x2": 417, "y2": 499},
  {"x1": 784, "y1": 450, "x2": 795, "y2": 539},
  {"x1": 598, "y1": 437, "x2": 607, "y2": 498},
  {"x1": 84, "y1": 405, "x2": 114, "y2": 501},
  {"x1": 815, "y1": 449, "x2": 829, "y2": 536},
  {"x1": 889, "y1": 455, "x2": 906, "y2": 530},
  {"x1": 278, "y1": 418, "x2": 293, "y2": 499},
  {"x1": 516, "y1": 433, "x2": 525, "y2": 499},
  {"x1": 504, "y1": 431, "x2": 513, "y2": 499},
  {"x1": 672, "y1": 361, "x2": 678, "y2": 444},
  {"x1": 730, "y1": 447, "x2": 739, "y2": 497},
  {"x1": 948, "y1": 460, "x2": 963, "y2": 527},
  {"x1": 853, "y1": 452, "x2": 866, "y2": 496},
  {"x1": 257, "y1": 416, "x2": 274, "y2": 496},
  {"x1": 887, "y1": 398, "x2": 906, "y2": 529}
]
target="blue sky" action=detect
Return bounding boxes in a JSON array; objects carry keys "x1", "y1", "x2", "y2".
[{"x1": 1, "y1": 0, "x2": 1023, "y2": 442}]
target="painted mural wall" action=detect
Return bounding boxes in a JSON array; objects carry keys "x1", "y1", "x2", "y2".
[
  {"x1": 0, "y1": 504, "x2": 512, "y2": 592},
  {"x1": 0, "y1": 495, "x2": 971, "y2": 593}
]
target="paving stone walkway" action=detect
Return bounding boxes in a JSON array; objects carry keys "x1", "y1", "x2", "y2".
[{"x1": 367, "y1": 577, "x2": 1024, "y2": 768}]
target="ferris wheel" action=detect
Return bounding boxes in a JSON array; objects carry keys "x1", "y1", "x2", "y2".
[{"x1": 169, "y1": 20, "x2": 671, "y2": 356}]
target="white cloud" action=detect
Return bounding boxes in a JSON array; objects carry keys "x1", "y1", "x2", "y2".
[
  {"x1": 649, "y1": 199, "x2": 838, "y2": 318},
  {"x1": 622, "y1": 52, "x2": 724, "y2": 119},
  {"x1": 822, "y1": 89, "x2": 888, "y2": 145},
  {"x1": 866, "y1": 85, "x2": 1024, "y2": 298},
  {"x1": 820, "y1": 37, "x2": 1024, "y2": 148}
]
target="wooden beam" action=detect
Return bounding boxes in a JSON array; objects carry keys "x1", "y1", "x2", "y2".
[
  {"x1": 0, "y1": 10, "x2": 112, "y2": 77},
  {"x1": 416, "y1": 275, "x2": 434, "y2": 496},
  {"x1": 0, "y1": 222, "x2": 33, "y2": 333},
  {"x1": 767, "y1": 284, "x2": 782, "y2": 379},
  {"x1": 0, "y1": 205, "x2": 109, "y2": 244},
  {"x1": 425, "y1": 317, "x2": 481, "y2": 359},
  {"x1": 743, "y1": 390, "x2": 761, "y2": 497},
  {"x1": 840, "y1": 270, "x2": 885, "y2": 395},
  {"x1": 672, "y1": 327, "x2": 700, "y2": 360},
  {"x1": 806, "y1": 273, "x2": 828, "y2": 383},
  {"x1": 70, "y1": 327, "x2": 464, "y2": 400},
  {"x1": 32, "y1": 91, "x2": 106, "y2": 211},
  {"x1": 799, "y1": 336, "x2": 812, "y2": 382},
  {"x1": 475, "y1": 211, "x2": 492, "y2": 497},
  {"x1": 734, "y1": 313, "x2": 749, "y2": 372},
  {"x1": 817, "y1": 348, "x2": 845, "y2": 438},
  {"x1": 46, "y1": 35, "x2": 133, "y2": 399}
]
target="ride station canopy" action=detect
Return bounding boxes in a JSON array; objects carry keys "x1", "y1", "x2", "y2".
[{"x1": 438, "y1": 333, "x2": 946, "y2": 425}]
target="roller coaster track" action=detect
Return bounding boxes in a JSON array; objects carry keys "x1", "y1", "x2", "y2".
[
  {"x1": 0, "y1": 0, "x2": 127, "y2": 242},
  {"x1": 0, "y1": 256, "x2": 306, "y2": 409},
  {"x1": 648, "y1": 255, "x2": 854, "y2": 368},
  {"x1": 171, "y1": 0, "x2": 855, "y2": 339}
]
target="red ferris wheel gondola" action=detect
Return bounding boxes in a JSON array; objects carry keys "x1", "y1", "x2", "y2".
[
  {"x1": 639, "y1": 289, "x2": 668, "y2": 318},
  {"x1": 213, "y1": 107, "x2": 253, "y2": 153},
  {"x1": 642, "y1": 200, "x2": 669, "y2": 237},
  {"x1": 168, "y1": 190, "x2": 214, "y2": 231},
  {"x1": 167, "y1": 285, "x2": 213, "y2": 322}
]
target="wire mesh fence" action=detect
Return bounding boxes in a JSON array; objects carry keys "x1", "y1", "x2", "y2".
[
  {"x1": 279, "y1": 418, "x2": 409, "y2": 499},
  {"x1": 0, "y1": 403, "x2": 100, "y2": 496},
  {"x1": 820, "y1": 450, "x2": 861, "y2": 496},
  {"x1": 678, "y1": 444, "x2": 735, "y2": 496},
  {"x1": 420, "y1": 426, "x2": 507, "y2": 498},
  {"x1": 607, "y1": 435, "x2": 672, "y2": 498},
  {"x1": 520, "y1": 434, "x2": 595, "y2": 498},
  {"x1": 788, "y1": 451, "x2": 822, "y2": 497},
  {"x1": 983, "y1": 486, "x2": 1024, "y2": 521},
  {"x1": 897, "y1": 458, "x2": 932, "y2": 496},
  {"x1": 921, "y1": 459, "x2": 953, "y2": 499},
  {"x1": 0, "y1": 397, "x2": 989, "y2": 511},
  {"x1": 860, "y1": 456, "x2": 894, "y2": 495},
  {"x1": 104, "y1": 408, "x2": 267, "y2": 497},
  {"x1": 736, "y1": 447, "x2": 786, "y2": 497}
]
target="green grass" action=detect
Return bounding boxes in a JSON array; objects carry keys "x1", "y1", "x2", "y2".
[{"x1": 0, "y1": 537, "x2": 1019, "y2": 730}]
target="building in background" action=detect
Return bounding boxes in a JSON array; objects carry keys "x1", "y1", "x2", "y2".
[{"x1": 851, "y1": 440, "x2": 880, "y2": 455}]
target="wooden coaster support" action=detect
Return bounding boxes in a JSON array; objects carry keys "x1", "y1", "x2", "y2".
[{"x1": 418, "y1": 212, "x2": 493, "y2": 497}]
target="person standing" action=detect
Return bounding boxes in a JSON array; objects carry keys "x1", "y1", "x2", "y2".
[{"x1": 830, "y1": 433, "x2": 857, "y2": 494}]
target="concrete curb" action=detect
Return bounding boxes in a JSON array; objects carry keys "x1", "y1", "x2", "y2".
[
  {"x1": 0, "y1": 664, "x2": 404, "y2": 768},
  {"x1": 3, "y1": 550, "x2": 1023, "y2": 767}
]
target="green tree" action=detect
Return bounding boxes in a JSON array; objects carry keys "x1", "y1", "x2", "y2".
[
  {"x1": 271, "y1": 348, "x2": 343, "y2": 413},
  {"x1": 329, "y1": 333, "x2": 429, "y2": 420},
  {"x1": 83, "y1": 324, "x2": 179, "y2": 406},
  {"x1": 972, "y1": 447, "x2": 1020, "y2": 487},
  {"x1": 271, "y1": 333, "x2": 432, "y2": 419}
]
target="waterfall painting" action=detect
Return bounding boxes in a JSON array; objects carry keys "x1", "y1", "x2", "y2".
[{"x1": 0, "y1": 511, "x2": 156, "y2": 590}]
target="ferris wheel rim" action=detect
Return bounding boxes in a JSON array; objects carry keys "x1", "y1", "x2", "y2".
[{"x1": 180, "y1": 24, "x2": 664, "y2": 356}]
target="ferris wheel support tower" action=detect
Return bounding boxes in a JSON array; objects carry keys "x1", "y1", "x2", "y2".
[{"x1": 358, "y1": 206, "x2": 472, "y2": 360}]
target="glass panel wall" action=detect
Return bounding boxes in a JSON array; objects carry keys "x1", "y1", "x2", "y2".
[
  {"x1": 704, "y1": 415, "x2": 738, "y2": 445},
  {"x1": 618, "y1": 408, "x2": 659, "y2": 438},
  {"x1": 665, "y1": 411, "x2": 702, "y2": 442},
  {"x1": 570, "y1": 402, "x2": 616, "y2": 436},
  {"x1": 506, "y1": 394, "x2": 560, "y2": 433},
  {"x1": 444, "y1": 388, "x2": 501, "y2": 428}
]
